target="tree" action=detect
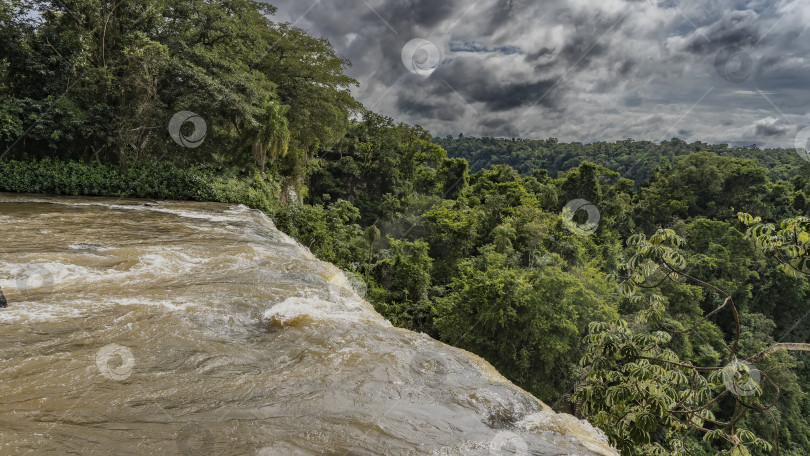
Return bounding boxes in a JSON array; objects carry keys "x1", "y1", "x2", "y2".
[
  {"x1": 1, "y1": 0, "x2": 356, "y2": 188},
  {"x1": 636, "y1": 154, "x2": 771, "y2": 229},
  {"x1": 436, "y1": 246, "x2": 617, "y2": 400},
  {"x1": 370, "y1": 236, "x2": 435, "y2": 334},
  {"x1": 575, "y1": 227, "x2": 810, "y2": 456}
]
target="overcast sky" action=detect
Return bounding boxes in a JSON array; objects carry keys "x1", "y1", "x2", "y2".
[{"x1": 268, "y1": 0, "x2": 810, "y2": 148}]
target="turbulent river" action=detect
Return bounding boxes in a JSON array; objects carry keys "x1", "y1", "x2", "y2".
[{"x1": 0, "y1": 193, "x2": 617, "y2": 456}]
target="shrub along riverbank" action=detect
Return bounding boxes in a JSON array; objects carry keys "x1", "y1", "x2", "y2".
[{"x1": 0, "y1": 158, "x2": 282, "y2": 213}]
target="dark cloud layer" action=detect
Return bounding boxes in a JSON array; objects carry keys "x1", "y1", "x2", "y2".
[{"x1": 268, "y1": 0, "x2": 810, "y2": 147}]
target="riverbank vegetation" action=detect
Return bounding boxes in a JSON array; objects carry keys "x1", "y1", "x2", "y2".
[{"x1": 3, "y1": 1, "x2": 810, "y2": 455}]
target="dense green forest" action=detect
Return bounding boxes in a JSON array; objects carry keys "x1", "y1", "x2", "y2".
[
  {"x1": 435, "y1": 135, "x2": 808, "y2": 189},
  {"x1": 3, "y1": 1, "x2": 810, "y2": 455}
]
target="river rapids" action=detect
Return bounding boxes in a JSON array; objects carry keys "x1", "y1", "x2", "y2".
[{"x1": 0, "y1": 194, "x2": 617, "y2": 456}]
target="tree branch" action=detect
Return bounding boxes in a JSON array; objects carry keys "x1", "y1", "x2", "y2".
[{"x1": 748, "y1": 343, "x2": 810, "y2": 363}]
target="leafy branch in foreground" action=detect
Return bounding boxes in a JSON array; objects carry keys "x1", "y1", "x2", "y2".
[
  {"x1": 738, "y1": 213, "x2": 810, "y2": 278},
  {"x1": 574, "y1": 229, "x2": 782, "y2": 456}
]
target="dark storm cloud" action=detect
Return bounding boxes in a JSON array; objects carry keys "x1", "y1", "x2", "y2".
[
  {"x1": 426, "y1": 58, "x2": 563, "y2": 111},
  {"x1": 684, "y1": 10, "x2": 762, "y2": 54},
  {"x1": 525, "y1": 47, "x2": 556, "y2": 63},
  {"x1": 374, "y1": 0, "x2": 461, "y2": 29},
  {"x1": 469, "y1": 78, "x2": 560, "y2": 111},
  {"x1": 449, "y1": 41, "x2": 523, "y2": 55},
  {"x1": 268, "y1": 0, "x2": 810, "y2": 148},
  {"x1": 755, "y1": 118, "x2": 790, "y2": 137},
  {"x1": 478, "y1": 117, "x2": 521, "y2": 137},
  {"x1": 396, "y1": 96, "x2": 462, "y2": 122}
]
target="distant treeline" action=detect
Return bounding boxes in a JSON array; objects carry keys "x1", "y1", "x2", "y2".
[{"x1": 434, "y1": 135, "x2": 806, "y2": 185}]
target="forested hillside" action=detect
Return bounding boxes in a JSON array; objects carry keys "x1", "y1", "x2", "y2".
[
  {"x1": 302, "y1": 115, "x2": 810, "y2": 455},
  {"x1": 3, "y1": 1, "x2": 810, "y2": 455},
  {"x1": 0, "y1": 0, "x2": 358, "y2": 196},
  {"x1": 435, "y1": 135, "x2": 806, "y2": 187}
]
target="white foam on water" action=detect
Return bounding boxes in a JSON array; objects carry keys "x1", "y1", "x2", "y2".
[
  {"x1": 224, "y1": 204, "x2": 252, "y2": 215},
  {"x1": 0, "y1": 243, "x2": 267, "y2": 290},
  {"x1": 137, "y1": 249, "x2": 214, "y2": 275},
  {"x1": 1, "y1": 263, "x2": 92, "y2": 290},
  {"x1": 0, "y1": 258, "x2": 135, "y2": 290},
  {"x1": 0, "y1": 296, "x2": 210, "y2": 323},
  {"x1": 104, "y1": 297, "x2": 198, "y2": 312},
  {"x1": 2, "y1": 198, "x2": 253, "y2": 223},
  {"x1": 0, "y1": 262, "x2": 71, "y2": 290},
  {"x1": 263, "y1": 294, "x2": 390, "y2": 327},
  {"x1": 139, "y1": 205, "x2": 249, "y2": 222},
  {"x1": 0, "y1": 301, "x2": 85, "y2": 323},
  {"x1": 518, "y1": 411, "x2": 613, "y2": 455}
]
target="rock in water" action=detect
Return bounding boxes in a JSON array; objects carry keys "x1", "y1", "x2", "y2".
[
  {"x1": 0, "y1": 193, "x2": 618, "y2": 456},
  {"x1": 0, "y1": 286, "x2": 6, "y2": 308}
]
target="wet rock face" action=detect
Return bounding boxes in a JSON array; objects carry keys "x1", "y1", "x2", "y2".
[
  {"x1": 0, "y1": 286, "x2": 6, "y2": 308},
  {"x1": 0, "y1": 193, "x2": 618, "y2": 456}
]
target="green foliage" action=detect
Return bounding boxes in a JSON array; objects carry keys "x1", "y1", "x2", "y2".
[
  {"x1": 4, "y1": 2, "x2": 810, "y2": 453},
  {"x1": 575, "y1": 227, "x2": 806, "y2": 456},
  {"x1": 0, "y1": 157, "x2": 216, "y2": 200},
  {"x1": 637, "y1": 153, "x2": 771, "y2": 228},
  {"x1": 436, "y1": 251, "x2": 617, "y2": 399},
  {"x1": 307, "y1": 111, "x2": 445, "y2": 224},
  {"x1": 210, "y1": 173, "x2": 282, "y2": 214},
  {"x1": 305, "y1": 124, "x2": 810, "y2": 456},
  {"x1": 1, "y1": 0, "x2": 357, "y2": 188},
  {"x1": 435, "y1": 136, "x2": 804, "y2": 186},
  {"x1": 273, "y1": 198, "x2": 367, "y2": 269},
  {"x1": 370, "y1": 237, "x2": 435, "y2": 334},
  {"x1": 739, "y1": 213, "x2": 810, "y2": 277}
]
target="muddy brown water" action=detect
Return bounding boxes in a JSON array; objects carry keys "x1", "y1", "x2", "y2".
[{"x1": 0, "y1": 193, "x2": 617, "y2": 456}]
